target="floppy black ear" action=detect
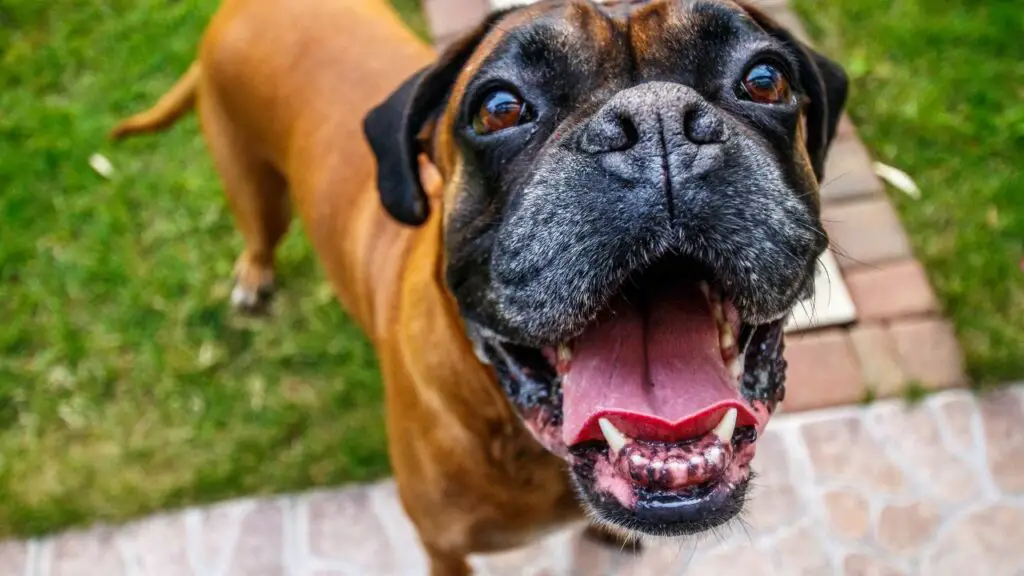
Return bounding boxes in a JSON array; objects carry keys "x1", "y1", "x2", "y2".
[
  {"x1": 745, "y1": 7, "x2": 849, "y2": 181},
  {"x1": 363, "y1": 11, "x2": 512, "y2": 226}
]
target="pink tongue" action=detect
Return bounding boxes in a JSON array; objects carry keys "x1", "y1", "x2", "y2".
[{"x1": 562, "y1": 283, "x2": 756, "y2": 446}]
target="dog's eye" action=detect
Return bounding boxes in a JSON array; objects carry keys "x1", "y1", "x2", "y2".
[
  {"x1": 738, "y1": 63, "x2": 792, "y2": 105},
  {"x1": 473, "y1": 90, "x2": 526, "y2": 135}
]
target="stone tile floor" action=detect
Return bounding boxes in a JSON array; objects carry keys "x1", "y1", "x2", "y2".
[{"x1": 3, "y1": 385, "x2": 1022, "y2": 575}]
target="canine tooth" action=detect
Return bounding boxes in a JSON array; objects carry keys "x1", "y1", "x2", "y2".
[
  {"x1": 712, "y1": 408, "x2": 737, "y2": 444},
  {"x1": 557, "y1": 343, "x2": 572, "y2": 363},
  {"x1": 699, "y1": 282, "x2": 710, "y2": 300},
  {"x1": 599, "y1": 418, "x2": 629, "y2": 454}
]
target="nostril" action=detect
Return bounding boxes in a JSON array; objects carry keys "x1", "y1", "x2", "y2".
[
  {"x1": 579, "y1": 110, "x2": 642, "y2": 154},
  {"x1": 617, "y1": 113, "x2": 640, "y2": 151},
  {"x1": 683, "y1": 108, "x2": 726, "y2": 144}
]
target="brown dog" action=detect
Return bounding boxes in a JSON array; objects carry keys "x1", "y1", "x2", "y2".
[{"x1": 112, "y1": 0, "x2": 847, "y2": 573}]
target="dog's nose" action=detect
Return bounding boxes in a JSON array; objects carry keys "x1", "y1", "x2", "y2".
[{"x1": 578, "y1": 82, "x2": 727, "y2": 154}]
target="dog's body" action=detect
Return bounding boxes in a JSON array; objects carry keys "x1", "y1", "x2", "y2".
[
  {"x1": 113, "y1": 0, "x2": 583, "y2": 571},
  {"x1": 114, "y1": 0, "x2": 847, "y2": 573}
]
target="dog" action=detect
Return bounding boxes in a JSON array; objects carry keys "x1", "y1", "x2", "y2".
[{"x1": 110, "y1": 0, "x2": 847, "y2": 573}]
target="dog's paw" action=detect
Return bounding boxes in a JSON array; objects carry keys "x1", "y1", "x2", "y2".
[
  {"x1": 230, "y1": 281, "x2": 274, "y2": 314},
  {"x1": 582, "y1": 524, "x2": 643, "y2": 554},
  {"x1": 231, "y1": 254, "x2": 276, "y2": 314}
]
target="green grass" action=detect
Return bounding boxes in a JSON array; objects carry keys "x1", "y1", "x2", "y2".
[
  {"x1": 794, "y1": 0, "x2": 1024, "y2": 385},
  {"x1": 0, "y1": 0, "x2": 426, "y2": 537}
]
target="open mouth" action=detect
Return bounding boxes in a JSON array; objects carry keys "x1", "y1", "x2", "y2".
[{"x1": 479, "y1": 258, "x2": 788, "y2": 536}]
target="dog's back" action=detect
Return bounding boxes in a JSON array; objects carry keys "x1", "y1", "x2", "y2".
[{"x1": 115, "y1": 0, "x2": 436, "y2": 334}]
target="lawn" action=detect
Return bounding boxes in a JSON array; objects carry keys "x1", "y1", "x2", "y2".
[
  {"x1": 0, "y1": 0, "x2": 426, "y2": 537},
  {"x1": 0, "y1": 0, "x2": 1020, "y2": 540},
  {"x1": 794, "y1": 0, "x2": 1024, "y2": 384}
]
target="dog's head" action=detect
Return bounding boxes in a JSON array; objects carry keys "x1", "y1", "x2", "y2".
[{"x1": 364, "y1": 0, "x2": 846, "y2": 537}]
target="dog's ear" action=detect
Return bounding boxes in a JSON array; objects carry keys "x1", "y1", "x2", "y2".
[
  {"x1": 363, "y1": 12, "x2": 511, "y2": 226},
  {"x1": 744, "y1": 5, "x2": 849, "y2": 181}
]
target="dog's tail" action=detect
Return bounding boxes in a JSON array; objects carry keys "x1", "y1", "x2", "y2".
[{"x1": 110, "y1": 61, "x2": 200, "y2": 140}]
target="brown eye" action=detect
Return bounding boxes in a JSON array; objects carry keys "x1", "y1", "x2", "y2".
[
  {"x1": 739, "y1": 63, "x2": 792, "y2": 104},
  {"x1": 473, "y1": 90, "x2": 525, "y2": 135}
]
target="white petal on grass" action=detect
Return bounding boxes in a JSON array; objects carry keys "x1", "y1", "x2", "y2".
[
  {"x1": 873, "y1": 161, "x2": 920, "y2": 199},
  {"x1": 89, "y1": 153, "x2": 115, "y2": 179}
]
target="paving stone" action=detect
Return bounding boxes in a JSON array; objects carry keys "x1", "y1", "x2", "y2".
[
  {"x1": 845, "y1": 260, "x2": 938, "y2": 321},
  {"x1": 473, "y1": 537, "x2": 564, "y2": 576},
  {"x1": 923, "y1": 505, "x2": 1024, "y2": 576},
  {"x1": 849, "y1": 324, "x2": 907, "y2": 396},
  {"x1": 771, "y1": 523, "x2": 832, "y2": 575},
  {"x1": 0, "y1": 541, "x2": 28, "y2": 576},
  {"x1": 843, "y1": 553, "x2": 907, "y2": 576},
  {"x1": 745, "y1": 431, "x2": 802, "y2": 531},
  {"x1": 821, "y1": 138, "x2": 885, "y2": 203},
  {"x1": 686, "y1": 546, "x2": 778, "y2": 576},
  {"x1": 876, "y1": 501, "x2": 941, "y2": 555},
  {"x1": 424, "y1": 0, "x2": 489, "y2": 43},
  {"x1": 934, "y1": 393, "x2": 978, "y2": 453},
  {"x1": 565, "y1": 529, "x2": 625, "y2": 576},
  {"x1": 618, "y1": 540, "x2": 691, "y2": 576},
  {"x1": 867, "y1": 404, "x2": 982, "y2": 505},
  {"x1": 782, "y1": 329, "x2": 865, "y2": 411},
  {"x1": 977, "y1": 390, "x2": 1024, "y2": 494},
  {"x1": 802, "y1": 415, "x2": 906, "y2": 493},
  {"x1": 51, "y1": 527, "x2": 127, "y2": 576},
  {"x1": 890, "y1": 318, "x2": 966, "y2": 390},
  {"x1": 824, "y1": 490, "x2": 870, "y2": 540},
  {"x1": 118, "y1": 513, "x2": 194, "y2": 576},
  {"x1": 194, "y1": 500, "x2": 249, "y2": 574},
  {"x1": 225, "y1": 501, "x2": 285, "y2": 576},
  {"x1": 823, "y1": 198, "x2": 913, "y2": 269},
  {"x1": 308, "y1": 487, "x2": 401, "y2": 573}
]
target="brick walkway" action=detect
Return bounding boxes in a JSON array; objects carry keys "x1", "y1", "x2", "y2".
[
  {"x1": 2, "y1": 386, "x2": 1023, "y2": 575},
  {"x1": 1, "y1": 1, "x2": 1014, "y2": 575}
]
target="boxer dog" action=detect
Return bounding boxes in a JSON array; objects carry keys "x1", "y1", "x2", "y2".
[{"x1": 111, "y1": 0, "x2": 846, "y2": 573}]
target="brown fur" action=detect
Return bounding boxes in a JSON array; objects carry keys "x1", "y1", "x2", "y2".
[{"x1": 111, "y1": 0, "x2": 587, "y2": 573}]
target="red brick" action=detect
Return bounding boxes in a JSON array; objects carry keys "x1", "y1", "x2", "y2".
[
  {"x1": 821, "y1": 138, "x2": 885, "y2": 203},
  {"x1": 845, "y1": 260, "x2": 939, "y2": 320},
  {"x1": 823, "y1": 198, "x2": 913, "y2": 269},
  {"x1": 849, "y1": 324, "x2": 906, "y2": 397},
  {"x1": 767, "y1": 9, "x2": 813, "y2": 45},
  {"x1": 890, "y1": 318, "x2": 966, "y2": 389},
  {"x1": 836, "y1": 114, "x2": 859, "y2": 142},
  {"x1": 783, "y1": 329, "x2": 865, "y2": 411},
  {"x1": 424, "y1": 0, "x2": 490, "y2": 44}
]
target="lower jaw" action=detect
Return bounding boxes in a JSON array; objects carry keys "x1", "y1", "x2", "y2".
[{"x1": 571, "y1": 471, "x2": 753, "y2": 536}]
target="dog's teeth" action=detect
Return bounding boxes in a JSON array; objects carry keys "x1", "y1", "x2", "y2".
[
  {"x1": 712, "y1": 408, "x2": 737, "y2": 445},
  {"x1": 699, "y1": 281, "x2": 710, "y2": 300},
  {"x1": 730, "y1": 355, "x2": 745, "y2": 381},
  {"x1": 599, "y1": 417, "x2": 629, "y2": 454},
  {"x1": 704, "y1": 446, "x2": 725, "y2": 468},
  {"x1": 720, "y1": 324, "x2": 735, "y2": 350},
  {"x1": 557, "y1": 343, "x2": 572, "y2": 363}
]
